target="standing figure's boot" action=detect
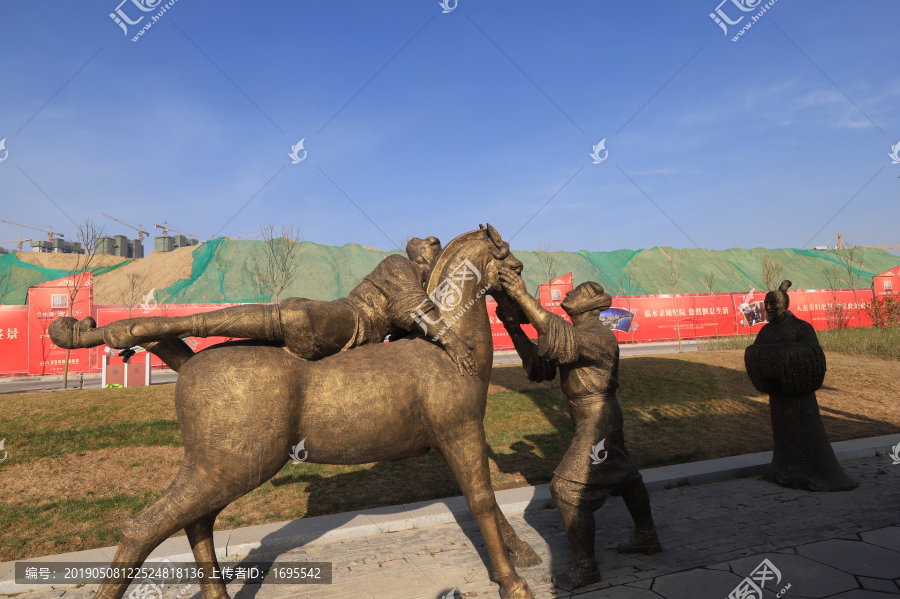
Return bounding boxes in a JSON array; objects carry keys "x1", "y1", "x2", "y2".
[
  {"x1": 616, "y1": 527, "x2": 661, "y2": 555},
  {"x1": 549, "y1": 476, "x2": 602, "y2": 591},
  {"x1": 551, "y1": 557, "x2": 601, "y2": 592},
  {"x1": 617, "y1": 478, "x2": 662, "y2": 555}
]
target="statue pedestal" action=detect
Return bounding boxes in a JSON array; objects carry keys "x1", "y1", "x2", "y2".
[{"x1": 745, "y1": 342, "x2": 857, "y2": 492}]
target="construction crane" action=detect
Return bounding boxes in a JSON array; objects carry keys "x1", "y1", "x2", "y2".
[
  {"x1": 102, "y1": 213, "x2": 149, "y2": 242},
  {"x1": 223, "y1": 232, "x2": 261, "y2": 240},
  {"x1": 0, "y1": 219, "x2": 64, "y2": 241},
  {"x1": 0, "y1": 236, "x2": 30, "y2": 252},
  {"x1": 838, "y1": 233, "x2": 900, "y2": 250},
  {"x1": 154, "y1": 222, "x2": 198, "y2": 239}
]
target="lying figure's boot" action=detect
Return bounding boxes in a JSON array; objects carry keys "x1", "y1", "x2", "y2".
[
  {"x1": 616, "y1": 528, "x2": 662, "y2": 555},
  {"x1": 49, "y1": 317, "x2": 103, "y2": 349},
  {"x1": 551, "y1": 559, "x2": 600, "y2": 591}
]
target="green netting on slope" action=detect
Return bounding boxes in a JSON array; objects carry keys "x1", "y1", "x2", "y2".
[
  {"x1": 154, "y1": 239, "x2": 900, "y2": 304},
  {"x1": 608, "y1": 247, "x2": 899, "y2": 295},
  {"x1": 158, "y1": 238, "x2": 404, "y2": 304},
  {"x1": 0, "y1": 255, "x2": 132, "y2": 305}
]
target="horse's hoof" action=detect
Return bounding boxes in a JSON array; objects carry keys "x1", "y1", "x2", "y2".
[
  {"x1": 509, "y1": 542, "x2": 543, "y2": 568},
  {"x1": 498, "y1": 577, "x2": 533, "y2": 599}
]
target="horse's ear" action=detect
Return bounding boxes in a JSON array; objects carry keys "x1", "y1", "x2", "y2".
[
  {"x1": 485, "y1": 223, "x2": 503, "y2": 248},
  {"x1": 479, "y1": 224, "x2": 486, "y2": 230}
]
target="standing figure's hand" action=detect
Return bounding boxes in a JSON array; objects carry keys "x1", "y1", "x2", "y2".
[{"x1": 498, "y1": 267, "x2": 529, "y2": 301}]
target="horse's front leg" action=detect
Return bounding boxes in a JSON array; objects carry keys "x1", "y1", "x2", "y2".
[{"x1": 436, "y1": 422, "x2": 534, "y2": 599}]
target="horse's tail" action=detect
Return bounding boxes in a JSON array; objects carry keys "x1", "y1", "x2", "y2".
[{"x1": 141, "y1": 339, "x2": 195, "y2": 373}]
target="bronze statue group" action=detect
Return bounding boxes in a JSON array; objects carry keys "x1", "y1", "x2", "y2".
[{"x1": 51, "y1": 227, "x2": 854, "y2": 598}]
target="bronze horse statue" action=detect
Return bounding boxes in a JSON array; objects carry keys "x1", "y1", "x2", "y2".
[{"x1": 91, "y1": 226, "x2": 540, "y2": 599}]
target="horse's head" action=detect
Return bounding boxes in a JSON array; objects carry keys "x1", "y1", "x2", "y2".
[
  {"x1": 426, "y1": 223, "x2": 522, "y2": 297},
  {"x1": 478, "y1": 223, "x2": 523, "y2": 291}
]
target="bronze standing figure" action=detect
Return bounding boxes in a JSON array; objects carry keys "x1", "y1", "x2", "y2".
[
  {"x1": 49, "y1": 226, "x2": 540, "y2": 599},
  {"x1": 495, "y1": 269, "x2": 660, "y2": 592},
  {"x1": 744, "y1": 280, "x2": 857, "y2": 492}
]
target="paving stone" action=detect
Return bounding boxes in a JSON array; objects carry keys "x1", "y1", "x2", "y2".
[
  {"x1": 861, "y1": 526, "x2": 900, "y2": 553},
  {"x1": 729, "y1": 553, "x2": 857, "y2": 598},
  {"x1": 828, "y1": 592, "x2": 900, "y2": 598},
  {"x1": 858, "y1": 577, "x2": 900, "y2": 594},
  {"x1": 798, "y1": 539, "x2": 900, "y2": 579},
  {"x1": 572, "y1": 587, "x2": 663, "y2": 598},
  {"x1": 650, "y1": 569, "x2": 744, "y2": 599},
  {"x1": 4, "y1": 457, "x2": 899, "y2": 599}
]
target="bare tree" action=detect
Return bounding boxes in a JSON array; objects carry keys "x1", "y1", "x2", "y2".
[
  {"x1": 611, "y1": 271, "x2": 640, "y2": 343},
  {"x1": 535, "y1": 242, "x2": 563, "y2": 304},
  {"x1": 248, "y1": 225, "x2": 305, "y2": 304},
  {"x1": 760, "y1": 251, "x2": 785, "y2": 291},
  {"x1": 120, "y1": 270, "x2": 152, "y2": 318},
  {"x1": 822, "y1": 269, "x2": 851, "y2": 330},
  {"x1": 701, "y1": 270, "x2": 721, "y2": 338},
  {"x1": 0, "y1": 270, "x2": 12, "y2": 305},
  {"x1": 62, "y1": 220, "x2": 107, "y2": 389},
  {"x1": 835, "y1": 246, "x2": 865, "y2": 325},
  {"x1": 658, "y1": 249, "x2": 685, "y2": 349}
]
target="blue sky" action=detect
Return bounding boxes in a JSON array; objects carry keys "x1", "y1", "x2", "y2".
[{"x1": 1, "y1": 0, "x2": 898, "y2": 256}]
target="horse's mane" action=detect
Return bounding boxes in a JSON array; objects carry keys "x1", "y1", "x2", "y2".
[{"x1": 426, "y1": 229, "x2": 486, "y2": 295}]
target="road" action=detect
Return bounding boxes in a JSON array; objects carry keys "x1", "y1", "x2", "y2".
[{"x1": 0, "y1": 341, "x2": 697, "y2": 394}]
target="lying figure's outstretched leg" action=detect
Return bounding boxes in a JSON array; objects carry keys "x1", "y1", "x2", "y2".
[{"x1": 50, "y1": 304, "x2": 285, "y2": 350}]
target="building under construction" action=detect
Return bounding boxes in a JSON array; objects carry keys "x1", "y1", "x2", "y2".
[
  {"x1": 155, "y1": 235, "x2": 198, "y2": 253},
  {"x1": 29, "y1": 239, "x2": 84, "y2": 253},
  {"x1": 97, "y1": 235, "x2": 144, "y2": 258}
]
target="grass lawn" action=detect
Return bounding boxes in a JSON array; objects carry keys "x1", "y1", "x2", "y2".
[{"x1": 1, "y1": 349, "x2": 898, "y2": 561}]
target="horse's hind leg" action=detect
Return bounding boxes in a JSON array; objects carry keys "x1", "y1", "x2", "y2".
[
  {"x1": 185, "y1": 509, "x2": 228, "y2": 599},
  {"x1": 497, "y1": 511, "x2": 542, "y2": 568},
  {"x1": 95, "y1": 467, "x2": 240, "y2": 599},
  {"x1": 434, "y1": 448, "x2": 541, "y2": 568},
  {"x1": 437, "y1": 424, "x2": 534, "y2": 599}
]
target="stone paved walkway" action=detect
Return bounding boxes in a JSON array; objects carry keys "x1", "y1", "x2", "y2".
[{"x1": 5, "y1": 455, "x2": 898, "y2": 599}]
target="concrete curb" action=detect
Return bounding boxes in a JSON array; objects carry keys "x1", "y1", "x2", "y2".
[{"x1": 2, "y1": 433, "x2": 897, "y2": 593}]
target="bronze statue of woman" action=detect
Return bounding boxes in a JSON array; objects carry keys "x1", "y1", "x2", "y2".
[{"x1": 744, "y1": 280, "x2": 856, "y2": 491}]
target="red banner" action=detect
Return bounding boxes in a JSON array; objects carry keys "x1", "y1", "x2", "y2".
[
  {"x1": 606, "y1": 294, "x2": 736, "y2": 343},
  {"x1": 27, "y1": 274, "x2": 93, "y2": 375},
  {"x1": 0, "y1": 306, "x2": 29, "y2": 375},
  {"x1": 733, "y1": 288, "x2": 874, "y2": 332}
]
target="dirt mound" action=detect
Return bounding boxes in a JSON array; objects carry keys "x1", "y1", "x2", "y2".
[
  {"x1": 92, "y1": 245, "x2": 196, "y2": 305},
  {"x1": 15, "y1": 251, "x2": 128, "y2": 270}
]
